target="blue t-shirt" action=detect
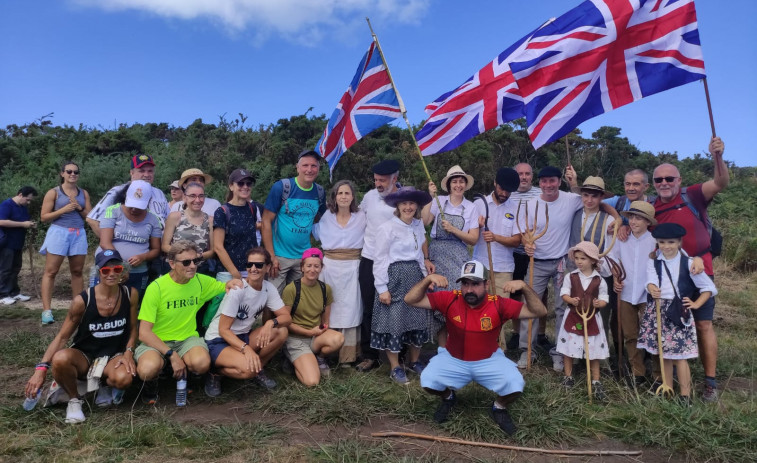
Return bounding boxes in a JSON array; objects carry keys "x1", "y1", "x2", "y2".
[
  {"x1": 263, "y1": 178, "x2": 325, "y2": 259},
  {"x1": 213, "y1": 201, "x2": 260, "y2": 273},
  {"x1": 0, "y1": 198, "x2": 31, "y2": 250}
]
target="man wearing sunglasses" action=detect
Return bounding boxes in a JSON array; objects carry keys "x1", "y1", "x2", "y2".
[
  {"x1": 262, "y1": 149, "x2": 327, "y2": 292},
  {"x1": 651, "y1": 136, "x2": 728, "y2": 402},
  {"x1": 135, "y1": 240, "x2": 242, "y2": 405},
  {"x1": 86, "y1": 154, "x2": 169, "y2": 238}
]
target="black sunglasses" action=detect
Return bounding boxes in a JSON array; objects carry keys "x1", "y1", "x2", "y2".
[
  {"x1": 653, "y1": 176, "x2": 678, "y2": 184},
  {"x1": 65, "y1": 170, "x2": 80, "y2": 175},
  {"x1": 175, "y1": 257, "x2": 203, "y2": 267},
  {"x1": 236, "y1": 180, "x2": 253, "y2": 187},
  {"x1": 246, "y1": 261, "x2": 266, "y2": 269}
]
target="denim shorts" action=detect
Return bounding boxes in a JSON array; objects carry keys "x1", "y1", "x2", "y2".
[
  {"x1": 207, "y1": 332, "x2": 250, "y2": 364},
  {"x1": 39, "y1": 225, "x2": 88, "y2": 256}
]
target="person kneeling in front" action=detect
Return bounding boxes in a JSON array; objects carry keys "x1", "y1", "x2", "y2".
[
  {"x1": 404, "y1": 260, "x2": 546, "y2": 435},
  {"x1": 203, "y1": 247, "x2": 291, "y2": 396},
  {"x1": 135, "y1": 240, "x2": 242, "y2": 406}
]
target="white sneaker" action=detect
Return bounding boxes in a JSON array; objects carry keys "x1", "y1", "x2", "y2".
[
  {"x1": 95, "y1": 386, "x2": 113, "y2": 408},
  {"x1": 550, "y1": 347, "x2": 564, "y2": 372},
  {"x1": 13, "y1": 294, "x2": 31, "y2": 302},
  {"x1": 517, "y1": 350, "x2": 536, "y2": 369},
  {"x1": 65, "y1": 398, "x2": 86, "y2": 424},
  {"x1": 0, "y1": 297, "x2": 15, "y2": 305}
]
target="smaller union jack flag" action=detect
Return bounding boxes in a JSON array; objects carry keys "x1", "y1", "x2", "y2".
[
  {"x1": 415, "y1": 27, "x2": 543, "y2": 156},
  {"x1": 316, "y1": 41, "x2": 402, "y2": 176},
  {"x1": 512, "y1": 0, "x2": 706, "y2": 149}
]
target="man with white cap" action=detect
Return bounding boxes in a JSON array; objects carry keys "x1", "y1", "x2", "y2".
[
  {"x1": 87, "y1": 154, "x2": 169, "y2": 237},
  {"x1": 168, "y1": 168, "x2": 223, "y2": 216},
  {"x1": 405, "y1": 260, "x2": 546, "y2": 435}
]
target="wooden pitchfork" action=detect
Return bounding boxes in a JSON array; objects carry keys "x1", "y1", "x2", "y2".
[
  {"x1": 516, "y1": 200, "x2": 549, "y2": 370},
  {"x1": 654, "y1": 298, "x2": 675, "y2": 398},
  {"x1": 575, "y1": 297, "x2": 596, "y2": 404},
  {"x1": 604, "y1": 256, "x2": 627, "y2": 376}
]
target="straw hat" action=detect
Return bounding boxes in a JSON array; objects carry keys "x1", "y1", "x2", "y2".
[
  {"x1": 580, "y1": 176, "x2": 613, "y2": 199},
  {"x1": 180, "y1": 168, "x2": 213, "y2": 187},
  {"x1": 441, "y1": 165, "x2": 474, "y2": 192},
  {"x1": 620, "y1": 201, "x2": 657, "y2": 226}
]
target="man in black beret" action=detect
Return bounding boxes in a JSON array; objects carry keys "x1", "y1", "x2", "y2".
[{"x1": 355, "y1": 159, "x2": 402, "y2": 372}]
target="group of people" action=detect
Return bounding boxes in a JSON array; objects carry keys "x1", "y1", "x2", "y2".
[{"x1": 11, "y1": 135, "x2": 727, "y2": 433}]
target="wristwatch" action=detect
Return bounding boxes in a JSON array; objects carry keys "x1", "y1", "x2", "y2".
[
  {"x1": 125, "y1": 347, "x2": 134, "y2": 354},
  {"x1": 271, "y1": 318, "x2": 279, "y2": 328},
  {"x1": 164, "y1": 349, "x2": 174, "y2": 359}
]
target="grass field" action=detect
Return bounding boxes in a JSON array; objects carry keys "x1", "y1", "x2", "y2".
[{"x1": 0, "y1": 263, "x2": 755, "y2": 462}]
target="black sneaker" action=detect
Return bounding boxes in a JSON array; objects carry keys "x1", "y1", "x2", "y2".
[
  {"x1": 561, "y1": 375, "x2": 575, "y2": 388},
  {"x1": 702, "y1": 383, "x2": 718, "y2": 402},
  {"x1": 505, "y1": 333, "x2": 520, "y2": 351},
  {"x1": 592, "y1": 380, "x2": 607, "y2": 402},
  {"x1": 490, "y1": 405, "x2": 517, "y2": 436},
  {"x1": 141, "y1": 379, "x2": 159, "y2": 405},
  {"x1": 433, "y1": 392, "x2": 457, "y2": 423},
  {"x1": 536, "y1": 334, "x2": 553, "y2": 352}
]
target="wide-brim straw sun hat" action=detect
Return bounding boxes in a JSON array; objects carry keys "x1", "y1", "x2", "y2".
[
  {"x1": 441, "y1": 165, "x2": 474, "y2": 192},
  {"x1": 568, "y1": 241, "x2": 601, "y2": 262}
]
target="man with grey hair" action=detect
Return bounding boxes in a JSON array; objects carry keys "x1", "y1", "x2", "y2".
[
  {"x1": 652, "y1": 136, "x2": 727, "y2": 402},
  {"x1": 603, "y1": 168, "x2": 651, "y2": 241}
]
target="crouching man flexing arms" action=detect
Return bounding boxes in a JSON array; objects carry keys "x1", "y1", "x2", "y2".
[{"x1": 404, "y1": 260, "x2": 546, "y2": 435}]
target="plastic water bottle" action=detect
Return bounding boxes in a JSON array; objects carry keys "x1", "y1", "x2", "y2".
[
  {"x1": 176, "y1": 376, "x2": 187, "y2": 407},
  {"x1": 23, "y1": 390, "x2": 41, "y2": 411},
  {"x1": 88, "y1": 266, "x2": 99, "y2": 288}
]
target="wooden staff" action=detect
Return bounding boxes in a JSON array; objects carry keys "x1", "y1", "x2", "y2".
[
  {"x1": 654, "y1": 298, "x2": 674, "y2": 398},
  {"x1": 575, "y1": 298, "x2": 596, "y2": 404},
  {"x1": 366, "y1": 18, "x2": 445, "y2": 222},
  {"x1": 515, "y1": 200, "x2": 548, "y2": 369},
  {"x1": 604, "y1": 256, "x2": 626, "y2": 376},
  {"x1": 371, "y1": 431, "x2": 642, "y2": 456},
  {"x1": 702, "y1": 77, "x2": 724, "y2": 180},
  {"x1": 472, "y1": 194, "x2": 495, "y2": 295}
]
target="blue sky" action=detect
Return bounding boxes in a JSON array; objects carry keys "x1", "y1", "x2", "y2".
[{"x1": 2, "y1": 0, "x2": 755, "y2": 167}]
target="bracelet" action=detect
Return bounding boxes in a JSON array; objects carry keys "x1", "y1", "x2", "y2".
[
  {"x1": 125, "y1": 347, "x2": 134, "y2": 353},
  {"x1": 239, "y1": 343, "x2": 248, "y2": 352},
  {"x1": 35, "y1": 365, "x2": 48, "y2": 371},
  {"x1": 36, "y1": 362, "x2": 51, "y2": 370}
]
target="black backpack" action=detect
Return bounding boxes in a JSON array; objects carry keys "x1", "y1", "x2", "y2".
[
  {"x1": 290, "y1": 278, "x2": 328, "y2": 319},
  {"x1": 654, "y1": 187, "x2": 722, "y2": 257}
]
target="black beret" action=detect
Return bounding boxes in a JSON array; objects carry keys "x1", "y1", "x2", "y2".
[
  {"x1": 651, "y1": 222, "x2": 686, "y2": 239},
  {"x1": 372, "y1": 159, "x2": 400, "y2": 175},
  {"x1": 538, "y1": 166, "x2": 562, "y2": 178},
  {"x1": 495, "y1": 168, "x2": 520, "y2": 192}
]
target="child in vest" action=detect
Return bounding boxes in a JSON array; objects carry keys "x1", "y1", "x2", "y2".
[
  {"x1": 557, "y1": 241, "x2": 610, "y2": 401},
  {"x1": 641, "y1": 223, "x2": 716, "y2": 405}
]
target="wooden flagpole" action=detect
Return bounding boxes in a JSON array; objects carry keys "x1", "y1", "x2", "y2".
[
  {"x1": 366, "y1": 17, "x2": 445, "y2": 221},
  {"x1": 702, "y1": 77, "x2": 723, "y2": 179}
]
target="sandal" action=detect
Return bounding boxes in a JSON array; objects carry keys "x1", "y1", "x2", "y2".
[{"x1": 355, "y1": 358, "x2": 380, "y2": 372}]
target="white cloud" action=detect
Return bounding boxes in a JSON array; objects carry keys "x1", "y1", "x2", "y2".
[{"x1": 73, "y1": 0, "x2": 429, "y2": 43}]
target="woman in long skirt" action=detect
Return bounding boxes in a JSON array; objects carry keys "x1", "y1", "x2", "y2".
[
  {"x1": 371, "y1": 187, "x2": 433, "y2": 385},
  {"x1": 312, "y1": 180, "x2": 366, "y2": 365}
]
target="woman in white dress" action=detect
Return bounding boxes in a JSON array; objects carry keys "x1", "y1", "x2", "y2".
[{"x1": 312, "y1": 180, "x2": 366, "y2": 365}]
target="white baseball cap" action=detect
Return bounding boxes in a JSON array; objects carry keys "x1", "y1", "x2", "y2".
[{"x1": 456, "y1": 260, "x2": 486, "y2": 283}]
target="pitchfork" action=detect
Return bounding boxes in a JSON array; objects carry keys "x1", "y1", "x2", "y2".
[
  {"x1": 575, "y1": 297, "x2": 597, "y2": 404},
  {"x1": 516, "y1": 200, "x2": 549, "y2": 370},
  {"x1": 654, "y1": 298, "x2": 675, "y2": 398},
  {"x1": 604, "y1": 255, "x2": 627, "y2": 376}
]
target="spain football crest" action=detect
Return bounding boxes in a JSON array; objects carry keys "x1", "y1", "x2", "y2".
[{"x1": 480, "y1": 317, "x2": 492, "y2": 331}]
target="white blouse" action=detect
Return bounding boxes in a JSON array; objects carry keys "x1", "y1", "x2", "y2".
[
  {"x1": 428, "y1": 195, "x2": 478, "y2": 238},
  {"x1": 312, "y1": 210, "x2": 366, "y2": 250},
  {"x1": 607, "y1": 230, "x2": 657, "y2": 305},
  {"x1": 373, "y1": 216, "x2": 427, "y2": 293},
  {"x1": 646, "y1": 251, "x2": 717, "y2": 300},
  {"x1": 560, "y1": 269, "x2": 609, "y2": 303}
]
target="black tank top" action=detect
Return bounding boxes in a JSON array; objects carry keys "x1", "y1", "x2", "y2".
[{"x1": 71, "y1": 285, "x2": 131, "y2": 359}]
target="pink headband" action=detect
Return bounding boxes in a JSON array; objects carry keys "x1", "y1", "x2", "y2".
[{"x1": 301, "y1": 248, "x2": 324, "y2": 261}]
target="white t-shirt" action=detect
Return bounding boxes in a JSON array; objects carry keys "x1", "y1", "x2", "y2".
[
  {"x1": 359, "y1": 188, "x2": 397, "y2": 260},
  {"x1": 518, "y1": 191, "x2": 582, "y2": 259},
  {"x1": 204, "y1": 280, "x2": 286, "y2": 341},
  {"x1": 472, "y1": 194, "x2": 519, "y2": 272}
]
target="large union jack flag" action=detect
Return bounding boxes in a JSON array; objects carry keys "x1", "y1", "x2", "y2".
[
  {"x1": 512, "y1": 0, "x2": 706, "y2": 149},
  {"x1": 414, "y1": 29, "x2": 541, "y2": 156},
  {"x1": 316, "y1": 41, "x2": 402, "y2": 176}
]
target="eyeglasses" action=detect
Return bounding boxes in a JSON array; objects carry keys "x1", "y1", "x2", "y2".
[
  {"x1": 65, "y1": 170, "x2": 80, "y2": 175},
  {"x1": 236, "y1": 180, "x2": 253, "y2": 187},
  {"x1": 100, "y1": 265, "x2": 124, "y2": 275},
  {"x1": 246, "y1": 261, "x2": 266, "y2": 269},
  {"x1": 185, "y1": 194, "x2": 206, "y2": 200},
  {"x1": 175, "y1": 257, "x2": 203, "y2": 267},
  {"x1": 653, "y1": 176, "x2": 678, "y2": 184}
]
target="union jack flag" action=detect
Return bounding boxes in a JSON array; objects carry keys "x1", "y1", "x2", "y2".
[
  {"x1": 415, "y1": 29, "x2": 541, "y2": 156},
  {"x1": 316, "y1": 41, "x2": 402, "y2": 176},
  {"x1": 512, "y1": 0, "x2": 706, "y2": 149}
]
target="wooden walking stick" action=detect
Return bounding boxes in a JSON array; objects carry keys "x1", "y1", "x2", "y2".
[
  {"x1": 654, "y1": 298, "x2": 674, "y2": 398},
  {"x1": 575, "y1": 297, "x2": 597, "y2": 404},
  {"x1": 473, "y1": 193, "x2": 503, "y2": 348},
  {"x1": 604, "y1": 256, "x2": 626, "y2": 375},
  {"x1": 515, "y1": 200, "x2": 549, "y2": 369}
]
